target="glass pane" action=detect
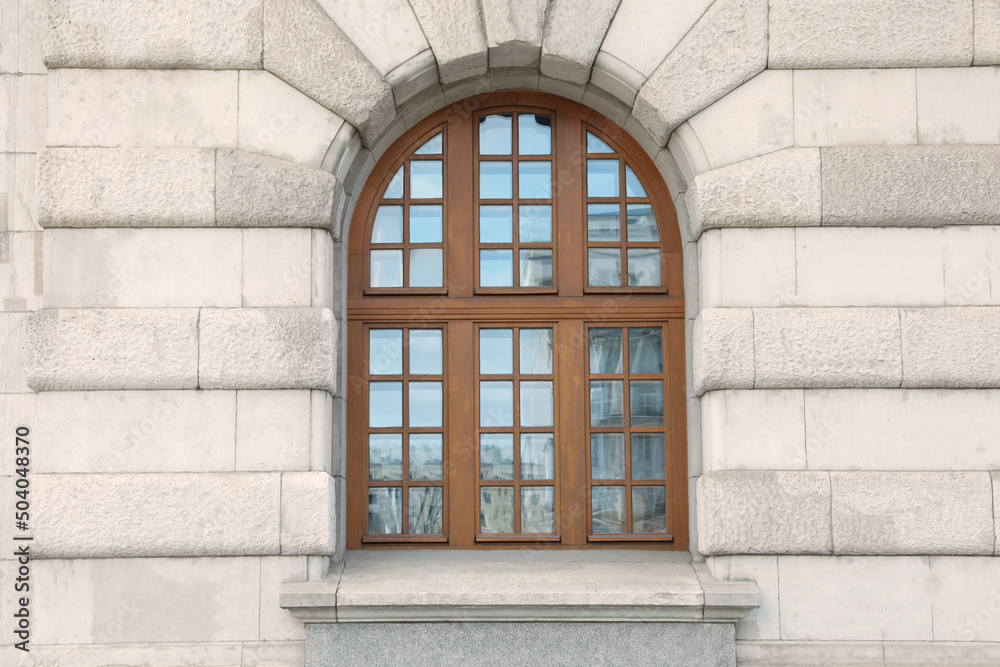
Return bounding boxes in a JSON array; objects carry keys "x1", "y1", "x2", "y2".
[
  {"x1": 480, "y1": 114, "x2": 512, "y2": 155},
  {"x1": 627, "y1": 248, "x2": 661, "y2": 287},
  {"x1": 519, "y1": 249, "x2": 553, "y2": 287},
  {"x1": 410, "y1": 161, "x2": 443, "y2": 198},
  {"x1": 630, "y1": 380, "x2": 664, "y2": 427},
  {"x1": 587, "y1": 159, "x2": 619, "y2": 197},
  {"x1": 480, "y1": 205, "x2": 513, "y2": 243},
  {"x1": 587, "y1": 203, "x2": 620, "y2": 242},
  {"x1": 480, "y1": 381, "x2": 514, "y2": 427},
  {"x1": 414, "y1": 132, "x2": 443, "y2": 155},
  {"x1": 409, "y1": 434, "x2": 443, "y2": 481},
  {"x1": 521, "y1": 433, "x2": 555, "y2": 480},
  {"x1": 625, "y1": 165, "x2": 647, "y2": 197},
  {"x1": 409, "y1": 329, "x2": 443, "y2": 375},
  {"x1": 384, "y1": 167, "x2": 403, "y2": 199},
  {"x1": 589, "y1": 328, "x2": 623, "y2": 374},
  {"x1": 370, "y1": 249, "x2": 403, "y2": 288},
  {"x1": 520, "y1": 380, "x2": 554, "y2": 427},
  {"x1": 590, "y1": 380, "x2": 624, "y2": 427},
  {"x1": 369, "y1": 328, "x2": 402, "y2": 376},
  {"x1": 632, "y1": 486, "x2": 667, "y2": 533},
  {"x1": 587, "y1": 132, "x2": 615, "y2": 154},
  {"x1": 518, "y1": 114, "x2": 551, "y2": 155},
  {"x1": 371, "y1": 205, "x2": 403, "y2": 244},
  {"x1": 591, "y1": 433, "x2": 625, "y2": 480},
  {"x1": 521, "y1": 486, "x2": 555, "y2": 533},
  {"x1": 519, "y1": 329, "x2": 553, "y2": 374},
  {"x1": 519, "y1": 204, "x2": 552, "y2": 243},
  {"x1": 592, "y1": 486, "x2": 625, "y2": 533},
  {"x1": 480, "y1": 249, "x2": 514, "y2": 287},
  {"x1": 480, "y1": 486, "x2": 515, "y2": 533},
  {"x1": 410, "y1": 205, "x2": 443, "y2": 243},
  {"x1": 368, "y1": 433, "x2": 402, "y2": 481},
  {"x1": 518, "y1": 161, "x2": 552, "y2": 199},
  {"x1": 409, "y1": 487, "x2": 444, "y2": 534},
  {"x1": 480, "y1": 433, "x2": 514, "y2": 480},
  {"x1": 409, "y1": 381, "x2": 443, "y2": 428},
  {"x1": 626, "y1": 203, "x2": 659, "y2": 242},
  {"x1": 480, "y1": 162, "x2": 513, "y2": 199},
  {"x1": 479, "y1": 329, "x2": 513, "y2": 374},
  {"x1": 370, "y1": 381, "x2": 402, "y2": 427},
  {"x1": 409, "y1": 248, "x2": 443, "y2": 287},
  {"x1": 368, "y1": 487, "x2": 402, "y2": 534},
  {"x1": 588, "y1": 248, "x2": 621, "y2": 287},
  {"x1": 632, "y1": 433, "x2": 666, "y2": 480},
  {"x1": 629, "y1": 328, "x2": 663, "y2": 374}
]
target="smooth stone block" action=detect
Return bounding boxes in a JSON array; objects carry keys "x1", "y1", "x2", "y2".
[
  {"x1": 242, "y1": 228, "x2": 313, "y2": 307},
  {"x1": 0, "y1": 312, "x2": 30, "y2": 392},
  {"x1": 701, "y1": 390, "x2": 806, "y2": 472},
  {"x1": 316, "y1": 0, "x2": 429, "y2": 75},
  {"x1": 916, "y1": 68, "x2": 1000, "y2": 145},
  {"x1": 236, "y1": 390, "x2": 311, "y2": 471},
  {"x1": 699, "y1": 228, "x2": 797, "y2": 308},
  {"x1": 260, "y1": 556, "x2": 308, "y2": 641}
]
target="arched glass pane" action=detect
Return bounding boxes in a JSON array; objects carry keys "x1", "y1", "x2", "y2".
[
  {"x1": 371, "y1": 205, "x2": 403, "y2": 244},
  {"x1": 480, "y1": 114, "x2": 512, "y2": 155},
  {"x1": 384, "y1": 167, "x2": 403, "y2": 198},
  {"x1": 625, "y1": 165, "x2": 647, "y2": 197},
  {"x1": 414, "y1": 132, "x2": 443, "y2": 155},
  {"x1": 587, "y1": 132, "x2": 615, "y2": 154}
]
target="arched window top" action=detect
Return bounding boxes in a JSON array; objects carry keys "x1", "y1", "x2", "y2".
[{"x1": 351, "y1": 93, "x2": 682, "y2": 301}]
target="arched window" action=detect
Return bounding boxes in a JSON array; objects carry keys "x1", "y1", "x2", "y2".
[{"x1": 347, "y1": 93, "x2": 687, "y2": 549}]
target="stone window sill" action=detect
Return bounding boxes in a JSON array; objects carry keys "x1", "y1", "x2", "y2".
[{"x1": 279, "y1": 550, "x2": 759, "y2": 623}]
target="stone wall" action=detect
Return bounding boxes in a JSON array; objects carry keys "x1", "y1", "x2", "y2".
[{"x1": 2, "y1": 0, "x2": 1000, "y2": 664}]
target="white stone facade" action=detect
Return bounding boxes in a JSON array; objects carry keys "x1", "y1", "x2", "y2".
[{"x1": 3, "y1": 0, "x2": 1000, "y2": 664}]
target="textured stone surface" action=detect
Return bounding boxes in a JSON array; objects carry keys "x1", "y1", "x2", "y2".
[
  {"x1": 692, "y1": 308, "x2": 754, "y2": 395},
  {"x1": 769, "y1": 0, "x2": 973, "y2": 69},
  {"x1": 309, "y1": 621, "x2": 735, "y2": 666},
  {"x1": 632, "y1": 0, "x2": 768, "y2": 146},
  {"x1": 977, "y1": 0, "x2": 1000, "y2": 65},
  {"x1": 43, "y1": 0, "x2": 263, "y2": 68},
  {"x1": 46, "y1": 69, "x2": 239, "y2": 148},
  {"x1": 701, "y1": 390, "x2": 806, "y2": 472},
  {"x1": 33, "y1": 473, "x2": 280, "y2": 557},
  {"x1": 30, "y1": 557, "x2": 262, "y2": 644},
  {"x1": 805, "y1": 389, "x2": 1000, "y2": 471},
  {"x1": 262, "y1": 0, "x2": 394, "y2": 145},
  {"x1": 316, "y1": 0, "x2": 429, "y2": 74},
  {"x1": 38, "y1": 148, "x2": 215, "y2": 227},
  {"x1": 698, "y1": 471, "x2": 832, "y2": 555},
  {"x1": 901, "y1": 307, "x2": 1000, "y2": 388},
  {"x1": 280, "y1": 471, "x2": 336, "y2": 555},
  {"x1": 481, "y1": 0, "x2": 547, "y2": 68},
  {"x1": 777, "y1": 556, "x2": 934, "y2": 641},
  {"x1": 916, "y1": 68, "x2": 1000, "y2": 145},
  {"x1": 686, "y1": 148, "x2": 821, "y2": 238},
  {"x1": 24, "y1": 308, "x2": 199, "y2": 390},
  {"x1": 408, "y1": 0, "x2": 488, "y2": 83},
  {"x1": 236, "y1": 390, "x2": 311, "y2": 471},
  {"x1": 831, "y1": 472, "x2": 995, "y2": 555},
  {"x1": 539, "y1": 0, "x2": 617, "y2": 84},
  {"x1": 216, "y1": 150, "x2": 342, "y2": 228},
  {"x1": 753, "y1": 307, "x2": 902, "y2": 389},
  {"x1": 238, "y1": 71, "x2": 345, "y2": 169},
  {"x1": 199, "y1": 307, "x2": 337, "y2": 391},
  {"x1": 793, "y1": 69, "x2": 917, "y2": 147},
  {"x1": 35, "y1": 391, "x2": 237, "y2": 473},
  {"x1": 598, "y1": 0, "x2": 714, "y2": 78},
  {"x1": 590, "y1": 51, "x2": 645, "y2": 106},
  {"x1": 44, "y1": 228, "x2": 243, "y2": 307},
  {"x1": 821, "y1": 146, "x2": 1000, "y2": 227}
]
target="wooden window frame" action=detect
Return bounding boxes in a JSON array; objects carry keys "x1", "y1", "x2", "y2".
[{"x1": 347, "y1": 92, "x2": 687, "y2": 550}]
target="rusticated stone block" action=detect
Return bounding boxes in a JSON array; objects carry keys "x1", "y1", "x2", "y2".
[
  {"x1": 831, "y1": 472, "x2": 995, "y2": 555},
  {"x1": 281, "y1": 472, "x2": 336, "y2": 555},
  {"x1": 481, "y1": 0, "x2": 546, "y2": 68},
  {"x1": 43, "y1": 0, "x2": 263, "y2": 69},
  {"x1": 686, "y1": 148, "x2": 821, "y2": 238},
  {"x1": 199, "y1": 308, "x2": 337, "y2": 391},
  {"x1": 33, "y1": 473, "x2": 280, "y2": 557},
  {"x1": 24, "y1": 308, "x2": 199, "y2": 391},
  {"x1": 753, "y1": 308, "x2": 902, "y2": 389},
  {"x1": 539, "y1": 0, "x2": 617, "y2": 84},
  {"x1": 632, "y1": 0, "x2": 768, "y2": 146},
  {"x1": 901, "y1": 307, "x2": 1000, "y2": 388},
  {"x1": 216, "y1": 150, "x2": 342, "y2": 229},
  {"x1": 698, "y1": 471, "x2": 832, "y2": 555},
  {"x1": 693, "y1": 309, "x2": 755, "y2": 395},
  {"x1": 408, "y1": 0, "x2": 489, "y2": 83},
  {"x1": 769, "y1": 0, "x2": 973, "y2": 69},
  {"x1": 262, "y1": 0, "x2": 395, "y2": 145},
  {"x1": 38, "y1": 148, "x2": 215, "y2": 228},
  {"x1": 822, "y1": 146, "x2": 1000, "y2": 227}
]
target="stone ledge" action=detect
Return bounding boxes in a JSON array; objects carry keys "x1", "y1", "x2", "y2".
[{"x1": 280, "y1": 550, "x2": 759, "y2": 623}]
